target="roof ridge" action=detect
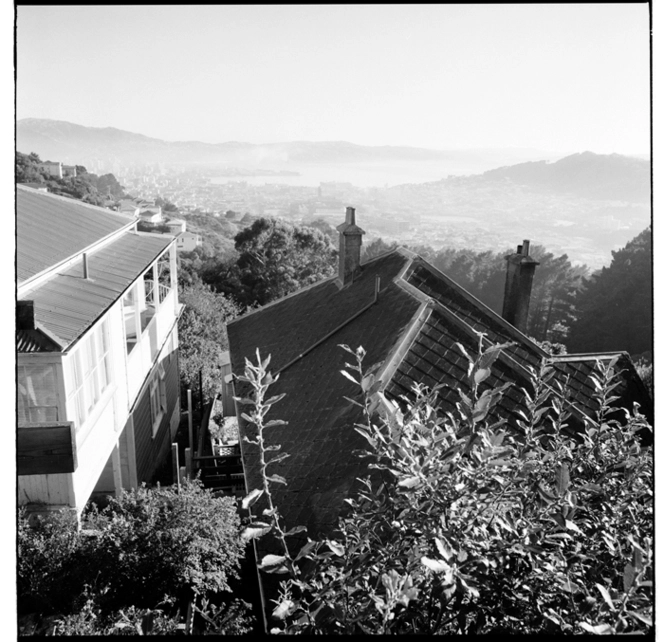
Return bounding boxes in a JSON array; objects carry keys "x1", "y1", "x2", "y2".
[{"x1": 226, "y1": 272, "x2": 340, "y2": 326}]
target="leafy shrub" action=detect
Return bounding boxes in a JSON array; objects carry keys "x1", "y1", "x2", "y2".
[
  {"x1": 238, "y1": 341, "x2": 653, "y2": 634},
  {"x1": 18, "y1": 479, "x2": 251, "y2": 634},
  {"x1": 78, "y1": 479, "x2": 245, "y2": 611}
]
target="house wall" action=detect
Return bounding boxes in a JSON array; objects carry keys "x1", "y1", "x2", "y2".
[
  {"x1": 176, "y1": 233, "x2": 201, "y2": 252},
  {"x1": 132, "y1": 337, "x2": 181, "y2": 483}
]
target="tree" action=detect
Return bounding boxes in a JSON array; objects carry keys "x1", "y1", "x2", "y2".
[
  {"x1": 527, "y1": 247, "x2": 588, "y2": 343},
  {"x1": 362, "y1": 237, "x2": 398, "y2": 261},
  {"x1": 567, "y1": 227, "x2": 652, "y2": 356},
  {"x1": 222, "y1": 217, "x2": 337, "y2": 307},
  {"x1": 178, "y1": 280, "x2": 242, "y2": 397}
]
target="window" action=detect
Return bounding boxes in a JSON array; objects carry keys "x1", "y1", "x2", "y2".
[
  {"x1": 67, "y1": 318, "x2": 113, "y2": 427},
  {"x1": 156, "y1": 252, "x2": 172, "y2": 303},
  {"x1": 149, "y1": 364, "x2": 167, "y2": 437},
  {"x1": 18, "y1": 363, "x2": 59, "y2": 423},
  {"x1": 123, "y1": 286, "x2": 138, "y2": 354}
]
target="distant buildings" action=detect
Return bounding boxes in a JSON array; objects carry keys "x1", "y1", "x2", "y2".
[{"x1": 38, "y1": 161, "x2": 77, "y2": 179}]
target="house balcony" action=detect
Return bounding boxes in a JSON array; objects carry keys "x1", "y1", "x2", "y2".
[{"x1": 126, "y1": 284, "x2": 181, "y2": 403}]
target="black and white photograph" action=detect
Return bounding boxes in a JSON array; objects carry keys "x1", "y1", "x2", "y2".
[{"x1": 14, "y1": 3, "x2": 653, "y2": 635}]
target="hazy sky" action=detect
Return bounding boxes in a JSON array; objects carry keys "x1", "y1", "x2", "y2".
[{"x1": 16, "y1": 4, "x2": 650, "y2": 154}]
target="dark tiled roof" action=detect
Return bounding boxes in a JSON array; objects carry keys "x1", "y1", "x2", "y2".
[
  {"x1": 229, "y1": 251, "x2": 420, "y2": 540},
  {"x1": 546, "y1": 353, "x2": 653, "y2": 424},
  {"x1": 228, "y1": 246, "x2": 652, "y2": 585},
  {"x1": 18, "y1": 232, "x2": 174, "y2": 351},
  {"x1": 17, "y1": 185, "x2": 136, "y2": 286},
  {"x1": 406, "y1": 260, "x2": 545, "y2": 370},
  {"x1": 387, "y1": 309, "x2": 529, "y2": 426}
]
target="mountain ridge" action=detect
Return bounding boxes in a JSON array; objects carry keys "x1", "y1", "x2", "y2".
[{"x1": 17, "y1": 118, "x2": 560, "y2": 167}]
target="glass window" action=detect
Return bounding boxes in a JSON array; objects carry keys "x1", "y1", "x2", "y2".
[
  {"x1": 123, "y1": 286, "x2": 138, "y2": 354},
  {"x1": 67, "y1": 318, "x2": 113, "y2": 427},
  {"x1": 17, "y1": 363, "x2": 59, "y2": 423}
]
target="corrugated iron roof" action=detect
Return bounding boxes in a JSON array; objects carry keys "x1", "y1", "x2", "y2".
[
  {"x1": 17, "y1": 185, "x2": 136, "y2": 286},
  {"x1": 18, "y1": 232, "x2": 174, "y2": 352}
]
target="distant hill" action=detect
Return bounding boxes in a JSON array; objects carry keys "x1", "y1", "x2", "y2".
[
  {"x1": 474, "y1": 152, "x2": 650, "y2": 203},
  {"x1": 16, "y1": 118, "x2": 557, "y2": 171}
]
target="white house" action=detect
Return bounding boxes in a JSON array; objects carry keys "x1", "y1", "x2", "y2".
[
  {"x1": 176, "y1": 231, "x2": 202, "y2": 253},
  {"x1": 17, "y1": 185, "x2": 183, "y2": 519}
]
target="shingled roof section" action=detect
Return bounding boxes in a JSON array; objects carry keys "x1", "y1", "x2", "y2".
[
  {"x1": 228, "y1": 251, "x2": 420, "y2": 541},
  {"x1": 227, "y1": 239, "x2": 652, "y2": 624}
]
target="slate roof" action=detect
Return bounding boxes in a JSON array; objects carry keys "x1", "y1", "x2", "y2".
[
  {"x1": 228, "y1": 246, "x2": 652, "y2": 573},
  {"x1": 17, "y1": 185, "x2": 136, "y2": 287}
]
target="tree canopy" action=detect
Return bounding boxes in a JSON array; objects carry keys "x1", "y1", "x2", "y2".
[
  {"x1": 566, "y1": 227, "x2": 652, "y2": 357},
  {"x1": 177, "y1": 280, "x2": 242, "y2": 397},
  {"x1": 211, "y1": 217, "x2": 338, "y2": 307}
]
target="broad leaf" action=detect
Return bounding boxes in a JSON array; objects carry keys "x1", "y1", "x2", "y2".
[
  {"x1": 556, "y1": 462, "x2": 570, "y2": 495},
  {"x1": 241, "y1": 488, "x2": 264, "y2": 510},
  {"x1": 596, "y1": 583, "x2": 615, "y2": 611},
  {"x1": 259, "y1": 554, "x2": 287, "y2": 568}
]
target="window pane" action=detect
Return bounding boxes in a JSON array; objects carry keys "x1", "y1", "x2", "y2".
[{"x1": 17, "y1": 363, "x2": 59, "y2": 423}]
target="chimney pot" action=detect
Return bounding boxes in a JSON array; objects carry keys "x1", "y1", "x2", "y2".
[
  {"x1": 83, "y1": 253, "x2": 90, "y2": 279},
  {"x1": 522, "y1": 239, "x2": 530, "y2": 256}
]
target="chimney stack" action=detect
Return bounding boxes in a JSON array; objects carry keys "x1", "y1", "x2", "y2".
[
  {"x1": 502, "y1": 239, "x2": 539, "y2": 332},
  {"x1": 17, "y1": 301, "x2": 36, "y2": 330},
  {"x1": 337, "y1": 207, "x2": 365, "y2": 286}
]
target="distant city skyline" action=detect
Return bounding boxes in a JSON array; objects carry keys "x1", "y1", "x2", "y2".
[{"x1": 16, "y1": 4, "x2": 650, "y2": 155}]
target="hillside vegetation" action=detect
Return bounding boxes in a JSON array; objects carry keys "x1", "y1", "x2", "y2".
[{"x1": 16, "y1": 151, "x2": 127, "y2": 206}]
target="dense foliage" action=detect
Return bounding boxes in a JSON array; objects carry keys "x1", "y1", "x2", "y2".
[
  {"x1": 18, "y1": 480, "x2": 252, "y2": 635},
  {"x1": 16, "y1": 151, "x2": 127, "y2": 205},
  {"x1": 177, "y1": 280, "x2": 242, "y2": 399},
  {"x1": 567, "y1": 226, "x2": 652, "y2": 357},
  {"x1": 207, "y1": 217, "x2": 338, "y2": 307},
  {"x1": 238, "y1": 342, "x2": 653, "y2": 634}
]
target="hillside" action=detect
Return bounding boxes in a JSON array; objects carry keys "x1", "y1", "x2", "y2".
[
  {"x1": 476, "y1": 151, "x2": 650, "y2": 203},
  {"x1": 16, "y1": 118, "x2": 557, "y2": 171}
]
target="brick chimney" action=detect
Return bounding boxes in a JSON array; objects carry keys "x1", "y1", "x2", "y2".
[
  {"x1": 337, "y1": 206, "x2": 365, "y2": 286},
  {"x1": 502, "y1": 240, "x2": 539, "y2": 332},
  {"x1": 17, "y1": 300, "x2": 36, "y2": 330}
]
